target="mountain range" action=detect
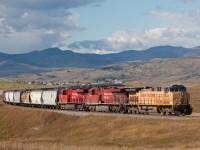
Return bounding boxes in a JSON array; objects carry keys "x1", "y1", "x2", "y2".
[{"x1": 0, "y1": 45, "x2": 200, "y2": 77}]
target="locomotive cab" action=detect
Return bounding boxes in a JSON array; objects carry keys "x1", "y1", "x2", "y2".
[
  {"x1": 165, "y1": 85, "x2": 190, "y2": 104},
  {"x1": 165, "y1": 85, "x2": 192, "y2": 115}
]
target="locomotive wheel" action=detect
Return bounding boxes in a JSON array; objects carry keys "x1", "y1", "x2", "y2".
[
  {"x1": 156, "y1": 107, "x2": 162, "y2": 114},
  {"x1": 168, "y1": 112, "x2": 172, "y2": 116},
  {"x1": 134, "y1": 110, "x2": 138, "y2": 114},
  {"x1": 174, "y1": 111, "x2": 181, "y2": 116},
  {"x1": 121, "y1": 108, "x2": 128, "y2": 114},
  {"x1": 162, "y1": 110, "x2": 166, "y2": 115}
]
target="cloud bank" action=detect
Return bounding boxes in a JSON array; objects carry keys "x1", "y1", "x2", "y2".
[
  {"x1": 68, "y1": 9, "x2": 200, "y2": 54},
  {"x1": 0, "y1": 0, "x2": 200, "y2": 54},
  {"x1": 0, "y1": 0, "x2": 104, "y2": 53}
]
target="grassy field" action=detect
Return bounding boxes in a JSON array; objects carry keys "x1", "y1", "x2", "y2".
[
  {"x1": 0, "y1": 104, "x2": 200, "y2": 150},
  {"x1": 185, "y1": 82, "x2": 200, "y2": 113},
  {"x1": 0, "y1": 80, "x2": 57, "y2": 90},
  {"x1": 0, "y1": 80, "x2": 200, "y2": 149}
]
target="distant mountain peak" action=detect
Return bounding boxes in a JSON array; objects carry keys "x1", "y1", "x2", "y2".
[
  {"x1": 41, "y1": 47, "x2": 62, "y2": 52},
  {"x1": 191, "y1": 46, "x2": 200, "y2": 50},
  {"x1": 40, "y1": 47, "x2": 64, "y2": 55},
  {"x1": 0, "y1": 45, "x2": 200, "y2": 75}
]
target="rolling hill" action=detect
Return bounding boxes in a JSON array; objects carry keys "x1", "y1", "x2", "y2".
[
  {"x1": 1, "y1": 45, "x2": 200, "y2": 77},
  {"x1": 10, "y1": 57, "x2": 200, "y2": 83}
]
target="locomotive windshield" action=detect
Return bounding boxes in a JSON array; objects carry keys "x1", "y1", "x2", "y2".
[
  {"x1": 163, "y1": 85, "x2": 187, "y2": 92},
  {"x1": 169, "y1": 85, "x2": 187, "y2": 92}
]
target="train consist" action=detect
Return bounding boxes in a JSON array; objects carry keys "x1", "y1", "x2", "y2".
[{"x1": 3, "y1": 85, "x2": 193, "y2": 116}]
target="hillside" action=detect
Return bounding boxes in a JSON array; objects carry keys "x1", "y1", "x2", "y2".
[
  {"x1": 0, "y1": 103, "x2": 200, "y2": 149},
  {"x1": 0, "y1": 77, "x2": 200, "y2": 150},
  {"x1": 12, "y1": 57, "x2": 200, "y2": 83},
  {"x1": 0, "y1": 48, "x2": 111, "y2": 69},
  {"x1": 0, "y1": 60, "x2": 61, "y2": 77},
  {"x1": 1, "y1": 46, "x2": 200, "y2": 77}
]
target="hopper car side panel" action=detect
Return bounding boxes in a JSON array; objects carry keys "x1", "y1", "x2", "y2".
[
  {"x1": 30, "y1": 91, "x2": 42, "y2": 105},
  {"x1": 13, "y1": 91, "x2": 21, "y2": 104},
  {"x1": 21, "y1": 92, "x2": 31, "y2": 104},
  {"x1": 8, "y1": 92, "x2": 14, "y2": 103},
  {"x1": 42, "y1": 90, "x2": 58, "y2": 106},
  {"x1": 4, "y1": 92, "x2": 9, "y2": 102}
]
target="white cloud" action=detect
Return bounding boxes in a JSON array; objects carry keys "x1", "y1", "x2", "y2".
[
  {"x1": 1, "y1": 0, "x2": 200, "y2": 54},
  {"x1": 68, "y1": 9, "x2": 200, "y2": 53},
  {"x1": 0, "y1": 29, "x2": 63, "y2": 54},
  {"x1": 106, "y1": 30, "x2": 143, "y2": 50},
  {"x1": 0, "y1": 0, "x2": 105, "y2": 53}
]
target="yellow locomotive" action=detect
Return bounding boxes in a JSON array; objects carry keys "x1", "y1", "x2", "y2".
[{"x1": 128, "y1": 85, "x2": 192, "y2": 115}]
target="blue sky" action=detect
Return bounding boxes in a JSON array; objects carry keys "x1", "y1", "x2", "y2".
[{"x1": 0, "y1": 0, "x2": 200, "y2": 54}]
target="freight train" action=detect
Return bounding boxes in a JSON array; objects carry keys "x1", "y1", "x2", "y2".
[{"x1": 3, "y1": 85, "x2": 193, "y2": 116}]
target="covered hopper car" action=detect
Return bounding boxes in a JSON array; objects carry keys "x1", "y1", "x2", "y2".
[{"x1": 3, "y1": 85, "x2": 193, "y2": 116}]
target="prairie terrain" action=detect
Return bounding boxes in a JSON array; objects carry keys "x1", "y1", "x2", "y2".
[
  {"x1": 0, "y1": 102, "x2": 200, "y2": 150},
  {"x1": 0, "y1": 81, "x2": 200, "y2": 149}
]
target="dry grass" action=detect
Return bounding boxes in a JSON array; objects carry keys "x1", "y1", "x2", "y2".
[
  {"x1": 7, "y1": 57, "x2": 200, "y2": 83},
  {"x1": 0, "y1": 80, "x2": 56, "y2": 90},
  {"x1": 0, "y1": 81, "x2": 200, "y2": 149},
  {"x1": 0, "y1": 104, "x2": 199, "y2": 150},
  {"x1": 184, "y1": 82, "x2": 200, "y2": 112},
  {"x1": 0, "y1": 142, "x2": 132, "y2": 150}
]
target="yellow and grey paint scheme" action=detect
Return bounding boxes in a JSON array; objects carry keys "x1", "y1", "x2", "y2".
[{"x1": 128, "y1": 85, "x2": 192, "y2": 115}]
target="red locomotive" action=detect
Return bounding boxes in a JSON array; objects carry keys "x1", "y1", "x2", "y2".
[
  {"x1": 84, "y1": 87, "x2": 127, "y2": 112},
  {"x1": 59, "y1": 88, "x2": 88, "y2": 110}
]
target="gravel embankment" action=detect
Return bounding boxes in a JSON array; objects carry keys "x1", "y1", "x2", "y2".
[{"x1": 3, "y1": 102, "x2": 200, "y2": 120}]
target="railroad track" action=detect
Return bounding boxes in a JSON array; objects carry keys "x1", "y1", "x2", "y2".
[{"x1": 3, "y1": 103, "x2": 200, "y2": 120}]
